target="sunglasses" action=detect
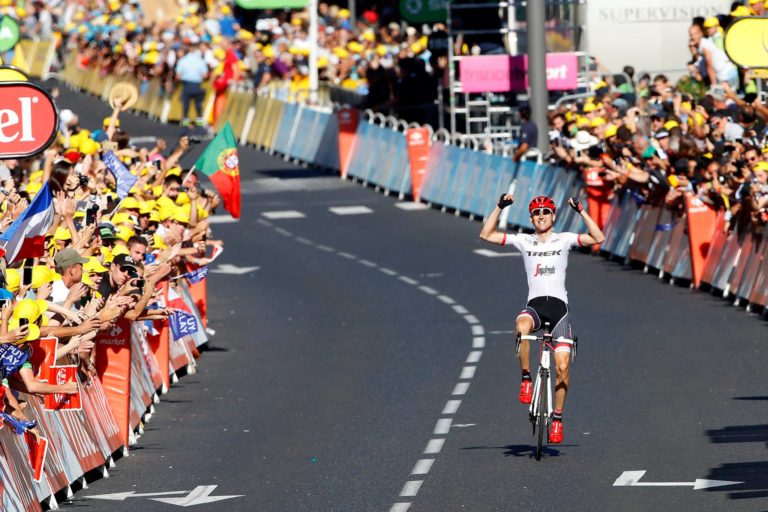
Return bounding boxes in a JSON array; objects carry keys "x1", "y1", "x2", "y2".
[{"x1": 531, "y1": 208, "x2": 553, "y2": 217}]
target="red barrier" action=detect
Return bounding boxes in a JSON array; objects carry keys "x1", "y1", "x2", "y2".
[
  {"x1": 685, "y1": 193, "x2": 719, "y2": 287},
  {"x1": 188, "y1": 274, "x2": 208, "y2": 328},
  {"x1": 95, "y1": 318, "x2": 133, "y2": 447},
  {"x1": 337, "y1": 107, "x2": 358, "y2": 177},
  {"x1": 147, "y1": 280, "x2": 171, "y2": 390},
  {"x1": 406, "y1": 127, "x2": 431, "y2": 201}
]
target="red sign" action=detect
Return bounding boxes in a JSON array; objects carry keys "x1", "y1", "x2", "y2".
[
  {"x1": 44, "y1": 365, "x2": 81, "y2": 411},
  {"x1": 406, "y1": 127, "x2": 431, "y2": 201},
  {"x1": 0, "y1": 82, "x2": 58, "y2": 158},
  {"x1": 28, "y1": 337, "x2": 58, "y2": 382},
  {"x1": 337, "y1": 107, "x2": 359, "y2": 177},
  {"x1": 684, "y1": 193, "x2": 718, "y2": 288},
  {"x1": 24, "y1": 433, "x2": 48, "y2": 482}
]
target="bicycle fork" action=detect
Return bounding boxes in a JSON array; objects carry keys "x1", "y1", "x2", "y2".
[{"x1": 528, "y1": 347, "x2": 552, "y2": 430}]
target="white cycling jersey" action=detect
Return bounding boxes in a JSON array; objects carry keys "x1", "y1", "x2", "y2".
[{"x1": 502, "y1": 231, "x2": 584, "y2": 303}]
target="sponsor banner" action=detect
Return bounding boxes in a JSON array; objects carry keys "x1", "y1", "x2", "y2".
[
  {"x1": 406, "y1": 127, "x2": 431, "y2": 202},
  {"x1": 684, "y1": 193, "x2": 718, "y2": 287},
  {"x1": 44, "y1": 366, "x2": 81, "y2": 411},
  {"x1": 146, "y1": 280, "x2": 170, "y2": 390},
  {"x1": 28, "y1": 337, "x2": 57, "y2": 382},
  {"x1": 0, "y1": 82, "x2": 58, "y2": 159},
  {"x1": 337, "y1": 107, "x2": 359, "y2": 177},
  {"x1": 24, "y1": 433, "x2": 47, "y2": 482},
  {"x1": 95, "y1": 318, "x2": 132, "y2": 447},
  {"x1": 459, "y1": 53, "x2": 579, "y2": 93}
]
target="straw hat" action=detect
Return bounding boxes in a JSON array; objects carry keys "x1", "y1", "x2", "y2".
[{"x1": 109, "y1": 82, "x2": 139, "y2": 111}]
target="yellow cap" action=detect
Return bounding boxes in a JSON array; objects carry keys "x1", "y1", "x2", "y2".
[
  {"x1": 731, "y1": 5, "x2": 751, "y2": 16},
  {"x1": 166, "y1": 166, "x2": 182, "y2": 177},
  {"x1": 111, "y1": 244, "x2": 129, "y2": 256},
  {"x1": 122, "y1": 196, "x2": 140, "y2": 210},
  {"x1": 103, "y1": 116, "x2": 119, "y2": 127},
  {"x1": 753, "y1": 161, "x2": 768, "y2": 171},
  {"x1": 5, "y1": 268, "x2": 19, "y2": 293},
  {"x1": 83, "y1": 257, "x2": 108, "y2": 273},
  {"x1": 583, "y1": 103, "x2": 597, "y2": 113},
  {"x1": 590, "y1": 117, "x2": 606, "y2": 128},
  {"x1": 115, "y1": 226, "x2": 135, "y2": 242},
  {"x1": 338, "y1": 8, "x2": 350, "y2": 18},
  {"x1": 110, "y1": 212, "x2": 134, "y2": 227},
  {"x1": 664, "y1": 120, "x2": 680, "y2": 131},
  {"x1": 603, "y1": 124, "x2": 618, "y2": 138},
  {"x1": 175, "y1": 191, "x2": 190, "y2": 205},
  {"x1": 703, "y1": 16, "x2": 719, "y2": 28},
  {"x1": 32, "y1": 266, "x2": 62, "y2": 289},
  {"x1": 172, "y1": 205, "x2": 191, "y2": 224},
  {"x1": 79, "y1": 138, "x2": 100, "y2": 156},
  {"x1": 362, "y1": 30, "x2": 375, "y2": 42},
  {"x1": 54, "y1": 226, "x2": 72, "y2": 241}
]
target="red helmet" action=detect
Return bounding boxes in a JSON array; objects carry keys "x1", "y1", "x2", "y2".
[{"x1": 528, "y1": 195, "x2": 556, "y2": 214}]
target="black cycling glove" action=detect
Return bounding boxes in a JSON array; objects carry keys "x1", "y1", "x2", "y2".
[
  {"x1": 497, "y1": 194, "x2": 514, "y2": 209},
  {"x1": 568, "y1": 197, "x2": 584, "y2": 213}
]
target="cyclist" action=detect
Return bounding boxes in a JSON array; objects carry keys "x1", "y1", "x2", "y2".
[{"x1": 479, "y1": 194, "x2": 605, "y2": 443}]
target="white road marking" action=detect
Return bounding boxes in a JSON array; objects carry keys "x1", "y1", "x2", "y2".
[
  {"x1": 473, "y1": 336, "x2": 486, "y2": 348},
  {"x1": 418, "y1": 286, "x2": 438, "y2": 295},
  {"x1": 379, "y1": 267, "x2": 398, "y2": 276},
  {"x1": 329, "y1": 205, "x2": 373, "y2": 215},
  {"x1": 474, "y1": 248, "x2": 521, "y2": 258},
  {"x1": 453, "y1": 382, "x2": 470, "y2": 395},
  {"x1": 437, "y1": 295, "x2": 455, "y2": 305},
  {"x1": 274, "y1": 228, "x2": 292, "y2": 236},
  {"x1": 208, "y1": 215, "x2": 239, "y2": 224},
  {"x1": 613, "y1": 471, "x2": 743, "y2": 490},
  {"x1": 262, "y1": 210, "x2": 305, "y2": 220},
  {"x1": 442, "y1": 400, "x2": 461, "y2": 415},
  {"x1": 359, "y1": 259, "x2": 377, "y2": 268},
  {"x1": 256, "y1": 219, "x2": 273, "y2": 227},
  {"x1": 398, "y1": 276, "x2": 418, "y2": 285},
  {"x1": 295, "y1": 237, "x2": 312, "y2": 245},
  {"x1": 210, "y1": 264, "x2": 260, "y2": 275},
  {"x1": 395, "y1": 202, "x2": 429, "y2": 211},
  {"x1": 337, "y1": 252, "x2": 356, "y2": 260},
  {"x1": 452, "y1": 305, "x2": 468, "y2": 314},
  {"x1": 460, "y1": 366, "x2": 476, "y2": 379},
  {"x1": 471, "y1": 325, "x2": 485, "y2": 336},
  {"x1": 466, "y1": 351, "x2": 482, "y2": 363},
  {"x1": 411, "y1": 459, "x2": 435, "y2": 475},
  {"x1": 451, "y1": 424, "x2": 476, "y2": 429},
  {"x1": 399, "y1": 481, "x2": 423, "y2": 497},
  {"x1": 389, "y1": 503, "x2": 411, "y2": 512},
  {"x1": 316, "y1": 244, "x2": 334, "y2": 252},
  {"x1": 488, "y1": 330, "x2": 516, "y2": 335},
  {"x1": 434, "y1": 418, "x2": 452, "y2": 435},
  {"x1": 424, "y1": 439, "x2": 445, "y2": 455},
  {"x1": 463, "y1": 314, "x2": 479, "y2": 324}
]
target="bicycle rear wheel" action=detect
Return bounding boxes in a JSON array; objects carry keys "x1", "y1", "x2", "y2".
[{"x1": 535, "y1": 369, "x2": 548, "y2": 460}]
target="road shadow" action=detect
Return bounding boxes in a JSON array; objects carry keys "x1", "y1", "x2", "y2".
[
  {"x1": 705, "y1": 423, "x2": 768, "y2": 499},
  {"x1": 733, "y1": 396, "x2": 768, "y2": 401},
  {"x1": 462, "y1": 444, "x2": 577, "y2": 459},
  {"x1": 705, "y1": 424, "x2": 768, "y2": 443}
]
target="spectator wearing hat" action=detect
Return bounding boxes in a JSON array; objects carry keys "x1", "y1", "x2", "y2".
[
  {"x1": 98, "y1": 254, "x2": 138, "y2": 300},
  {"x1": 689, "y1": 22, "x2": 738, "y2": 88},
  {"x1": 51, "y1": 248, "x2": 90, "y2": 309}
]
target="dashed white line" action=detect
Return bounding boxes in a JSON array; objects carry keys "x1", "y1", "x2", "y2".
[
  {"x1": 359, "y1": 259, "x2": 377, "y2": 268},
  {"x1": 434, "y1": 418, "x2": 452, "y2": 435},
  {"x1": 463, "y1": 314, "x2": 479, "y2": 324},
  {"x1": 472, "y1": 336, "x2": 486, "y2": 348},
  {"x1": 418, "y1": 285, "x2": 438, "y2": 295},
  {"x1": 471, "y1": 325, "x2": 485, "y2": 336},
  {"x1": 274, "y1": 228, "x2": 292, "y2": 236},
  {"x1": 399, "y1": 276, "x2": 419, "y2": 285},
  {"x1": 262, "y1": 210, "x2": 305, "y2": 219},
  {"x1": 389, "y1": 503, "x2": 411, "y2": 512},
  {"x1": 453, "y1": 382, "x2": 470, "y2": 395},
  {"x1": 437, "y1": 295, "x2": 455, "y2": 305},
  {"x1": 337, "y1": 251, "x2": 357, "y2": 260},
  {"x1": 411, "y1": 459, "x2": 435, "y2": 475},
  {"x1": 466, "y1": 351, "x2": 483, "y2": 364},
  {"x1": 395, "y1": 202, "x2": 429, "y2": 211},
  {"x1": 379, "y1": 267, "x2": 398, "y2": 276},
  {"x1": 256, "y1": 219, "x2": 273, "y2": 227},
  {"x1": 316, "y1": 244, "x2": 334, "y2": 252},
  {"x1": 452, "y1": 305, "x2": 469, "y2": 314},
  {"x1": 460, "y1": 366, "x2": 476, "y2": 379},
  {"x1": 209, "y1": 215, "x2": 240, "y2": 224},
  {"x1": 441, "y1": 400, "x2": 461, "y2": 415},
  {"x1": 399, "y1": 481, "x2": 423, "y2": 497},
  {"x1": 329, "y1": 205, "x2": 373, "y2": 215},
  {"x1": 424, "y1": 439, "x2": 445, "y2": 455},
  {"x1": 295, "y1": 237, "x2": 312, "y2": 245}
]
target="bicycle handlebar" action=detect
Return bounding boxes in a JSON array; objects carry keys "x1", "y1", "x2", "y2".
[{"x1": 519, "y1": 334, "x2": 575, "y2": 344}]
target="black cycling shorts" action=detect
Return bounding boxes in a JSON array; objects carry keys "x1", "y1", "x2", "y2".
[{"x1": 517, "y1": 296, "x2": 572, "y2": 352}]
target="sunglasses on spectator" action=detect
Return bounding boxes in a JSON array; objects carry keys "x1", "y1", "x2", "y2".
[{"x1": 531, "y1": 208, "x2": 553, "y2": 217}]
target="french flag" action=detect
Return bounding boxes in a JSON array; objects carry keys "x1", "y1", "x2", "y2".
[{"x1": 0, "y1": 183, "x2": 55, "y2": 263}]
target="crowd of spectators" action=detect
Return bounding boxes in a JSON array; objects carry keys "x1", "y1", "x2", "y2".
[
  {"x1": 545, "y1": 4, "x2": 768, "y2": 234},
  {"x1": 9, "y1": 0, "x2": 443, "y2": 124},
  {"x1": 0, "y1": 96, "x2": 223, "y2": 438}
]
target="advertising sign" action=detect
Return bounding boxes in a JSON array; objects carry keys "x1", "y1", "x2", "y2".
[
  {"x1": 44, "y1": 365, "x2": 81, "y2": 411},
  {"x1": 0, "y1": 82, "x2": 58, "y2": 159},
  {"x1": 724, "y1": 17, "x2": 768, "y2": 68},
  {"x1": 459, "y1": 53, "x2": 579, "y2": 93}
]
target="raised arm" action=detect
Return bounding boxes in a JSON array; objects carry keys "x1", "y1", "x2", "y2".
[
  {"x1": 480, "y1": 194, "x2": 514, "y2": 245},
  {"x1": 568, "y1": 197, "x2": 605, "y2": 245}
]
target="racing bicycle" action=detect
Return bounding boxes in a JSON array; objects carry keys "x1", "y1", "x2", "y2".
[{"x1": 517, "y1": 322, "x2": 577, "y2": 460}]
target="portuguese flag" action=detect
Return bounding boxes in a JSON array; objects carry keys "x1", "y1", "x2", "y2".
[{"x1": 194, "y1": 122, "x2": 241, "y2": 218}]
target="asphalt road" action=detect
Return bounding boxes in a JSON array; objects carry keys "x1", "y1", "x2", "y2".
[{"x1": 50, "y1": 83, "x2": 768, "y2": 512}]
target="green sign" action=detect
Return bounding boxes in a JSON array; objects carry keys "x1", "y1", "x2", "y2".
[
  {"x1": 235, "y1": 0, "x2": 308, "y2": 9},
  {"x1": 399, "y1": 0, "x2": 447, "y2": 23},
  {"x1": 0, "y1": 16, "x2": 20, "y2": 53}
]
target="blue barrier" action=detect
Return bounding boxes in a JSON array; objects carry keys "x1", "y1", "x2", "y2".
[
  {"x1": 313, "y1": 112, "x2": 340, "y2": 170},
  {"x1": 272, "y1": 102, "x2": 299, "y2": 156},
  {"x1": 419, "y1": 141, "x2": 447, "y2": 204}
]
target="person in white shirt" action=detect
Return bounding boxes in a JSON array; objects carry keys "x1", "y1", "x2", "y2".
[{"x1": 51, "y1": 248, "x2": 89, "y2": 309}]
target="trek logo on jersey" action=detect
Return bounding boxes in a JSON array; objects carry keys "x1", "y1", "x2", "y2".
[
  {"x1": 534, "y1": 264, "x2": 556, "y2": 277},
  {"x1": 526, "y1": 250, "x2": 562, "y2": 257}
]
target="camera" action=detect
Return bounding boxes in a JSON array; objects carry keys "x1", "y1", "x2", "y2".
[
  {"x1": 78, "y1": 174, "x2": 89, "y2": 188},
  {"x1": 188, "y1": 136, "x2": 203, "y2": 144}
]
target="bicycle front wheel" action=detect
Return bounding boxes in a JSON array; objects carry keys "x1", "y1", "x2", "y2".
[{"x1": 535, "y1": 369, "x2": 548, "y2": 461}]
